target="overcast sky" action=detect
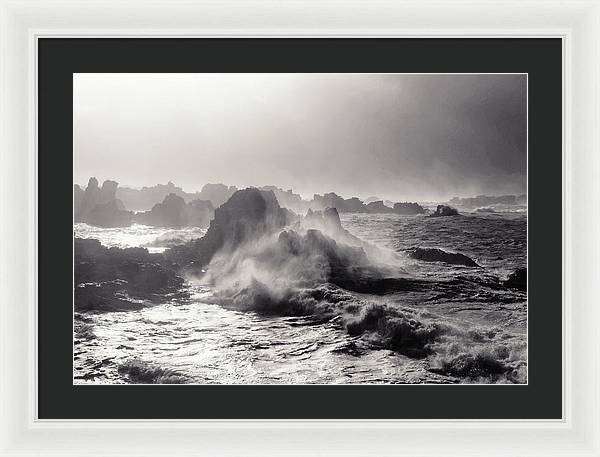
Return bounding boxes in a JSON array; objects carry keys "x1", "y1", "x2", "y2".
[{"x1": 74, "y1": 73, "x2": 526, "y2": 201}]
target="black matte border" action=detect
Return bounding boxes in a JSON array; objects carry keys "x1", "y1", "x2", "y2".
[{"x1": 39, "y1": 38, "x2": 562, "y2": 419}]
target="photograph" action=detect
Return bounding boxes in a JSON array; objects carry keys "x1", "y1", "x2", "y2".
[{"x1": 73, "y1": 73, "x2": 528, "y2": 385}]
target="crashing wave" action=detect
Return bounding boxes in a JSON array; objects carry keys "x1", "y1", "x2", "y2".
[{"x1": 117, "y1": 359, "x2": 190, "y2": 384}]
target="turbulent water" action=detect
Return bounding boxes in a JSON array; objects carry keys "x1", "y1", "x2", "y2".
[{"x1": 74, "y1": 211, "x2": 527, "y2": 385}]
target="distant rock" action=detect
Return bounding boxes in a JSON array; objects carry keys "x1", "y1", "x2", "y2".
[
  {"x1": 134, "y1": 193, "x2": 214, "y2": 228},
  {"x1": 311, "y1": 192, "x2": 426, "y2": 215},
  {"x1": 302, "y1": 207, "x2": 362, "y2": 247},
  {"x1": 75, "y1": 177, "x2": 133, "y2": 227},
  {"x1": 185, "y1": 199, "x2": 215, "y2": 227},
  {"x1": 74, "y1": 238, "x2": 186, "y2": 312},
  {"x1": 393, "y1": 202, "x2": 426, "y2": 215},
  {"x1": 475, "y1": 207, "x2": 496, "y2": 213},
  {"x1": 260, "y1": 185, "x2": 310, "y2": 215},
  {"x1": 504, "y1": 268, "x2": 527, "y2": 291},
  {"x1": 364, "y1": 196, "x2": 382, "y2": 204},
  {"x1": 116, "y1": 181, "x2": 192, "y2": 212},
  {"x1": 86, "y1": 200, "x2": 133, "y2": 227},
  {"x1": 365, "y1": 201, "x2": 394, "y2": 214},
  {"x1": 116, "y1": 181, "x2": 237, "y2": 212},
  {"x1": 197, "y1": 183, "x2": 238, "y2": 208},
  {"x1": 430, "y1": 205, "x2": 459, "y2": 217},
  {"x1": 312, "y1": 192, "x2": 366, "y2": 213},
  {"x1": 408, "y1": 247, "x2": 479, "y2": 267}
]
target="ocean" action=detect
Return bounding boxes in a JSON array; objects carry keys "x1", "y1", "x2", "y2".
[{"x1": 73, "y1": 210, "x2": 527, "y2": 384}]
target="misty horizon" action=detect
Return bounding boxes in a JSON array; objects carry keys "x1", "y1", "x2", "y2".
[
  {"x1": 74, "y1": 73, "x2": 526, "y2": 202},
  {"x1": 74, "y1": 177, "x2": 527, "y2": 204}
]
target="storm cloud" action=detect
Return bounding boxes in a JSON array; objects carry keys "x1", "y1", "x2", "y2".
[{"x1": 74, "y1": 73, "x2": 526, "y2": 201}]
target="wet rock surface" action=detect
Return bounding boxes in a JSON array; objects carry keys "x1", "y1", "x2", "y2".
[
  {"x1": 430, "y1": 205, "x2": 459, "y2": 217},
  {"x1": 408, "y1": 247, "x2": 479, "y2": 267},
  {"x1": 74, "y1": 238, "x2": 186, "y2": 312},
  {"x1": 504, "y1": 267, "x2": 527, "y2": 291}
]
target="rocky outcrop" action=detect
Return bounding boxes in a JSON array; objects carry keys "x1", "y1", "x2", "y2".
[
  {"x1": 116, "y1": 182, "x2": 237, "y2": 212},
  {"x1": 302, "y1": 207, "x2": 363, "y2": 248},
  {"x1": 408, "y1": 247, "x2": 479, "y2": 267},
  {"x1": 310, "y1": 192, "x2": 425, "y2": 215},
  {"x1": 166, "y1": 188, "x2": 291, "y2": 269},
  {"x1": 504, "y1": 268, "x2": 527, "y2": 291},
  {"x1": 430, "y1": 205, "x2": 459, "y2": 217},
  {"x1": 393, "y1": 202, "x2": 426, "y2": 215},
  {"x1": 197, "y1": 183, "x2": 238, "y2": 208},
  {"x1": 86, "y1": 200, "x2": 133, "y2": 227},
  {"x1": 116, "y1": 181, "x2": 195, "y2": 212},
  {"x1": 134, "y1": 193, "x2": 214, "y2": 228},
  {"x1": 75, "y1": 178, "x2": 133, "y2": 227},
  {"x1": 311, "y1": 192, "x2": 365, "y2": 213},
  {"x1": 260, "y1": 185, "x2": 310, "y2": 215},
  {"x1": 365, "y1": 201, "x2": 394, "y2": 213},
  {"x1": 74, "y1": 238, "x2": 186, "y2": 312}
]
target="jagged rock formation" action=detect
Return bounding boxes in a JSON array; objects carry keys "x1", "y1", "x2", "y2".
[
  {"x1": 116, "y1": 182, "x2": 237, "y2": 212},
  {"x1": 408, "y1": 247, "x2": 479, "y2": 267},
  {"x1": 302, "y1": 207, "x2": 358, "y2": 243},
  {"x1": 260, "y1": 185, "x2": 310, "y2": 215},
  {"x1": 197, "y1": 183, "x2": 238, "y2": 208},
  {"x1": 75, "y1": 178, "x2": 133, "y2": 227},
  {"x1": 504, "y1": 268, "x2": 527, "y2": 291},
  {"x1": 116, "y1": 181, "x2": 194, "y2": 212},
  {"x1": 430, "y1": 205, "x2": 459, "y2": 217},
  {"x1": 311, "y1": 192, "x2": 425, "y2": 215},
  {"x1": 74, "y1": 238, "x2": 186, "y2": 312},
  {"x1": 312, "y1": 192, "x2": 366, "y2": 213},
  {"x1": 365, "y1": 200, "x2": 394, "y2": 213},
  {"x1": 167, "y1": 188, "x2": 291, "y2": 269},
  {"x1": 134, "y1": 193, "x2": 214, "y2": 228},
  {"x1": 393, "y1": 202, "x2": 426, "y2": 215}
]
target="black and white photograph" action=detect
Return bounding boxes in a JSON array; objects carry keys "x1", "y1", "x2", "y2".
[{"x1": 73, "y1": 73, "x2": 527, "y2": 385}]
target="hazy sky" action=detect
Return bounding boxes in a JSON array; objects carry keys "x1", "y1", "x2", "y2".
[{"x1": 74, "y1": 73, "x2": 526, "y2": 201}]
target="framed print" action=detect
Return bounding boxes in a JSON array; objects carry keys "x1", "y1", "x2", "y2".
[
  {"x1": 1, "y1": 1, "x2": 599, "y2": 456},
  {"x1": 38, "y1": 38, "x2": 559, "y2": 420}
]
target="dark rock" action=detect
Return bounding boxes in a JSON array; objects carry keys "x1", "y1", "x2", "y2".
[
  {"x1": 311, "y1": 192, "x2": 366, "y2": 213},
  {"x1": 409, "y1": 247, "x2": 479, "y2": 267},
  {"x1": 365, "y1": 200, "x2": 394, "y2": 213},
  {"x1": 393, "y1": 202, "x2": 426, "y2": 215},
  {"x1": 504, "y1": 268, "x2": 527, "y2": 291},
  {"x1": 74, "y1": 238, "x2": 186, "y2": 312},
  {"x1": 75, "y1": 177, "x2": 133, "y2": 227},
  {"x1": 166, "y1": 188, "x2": 291, "y2": 268},
  {"x1": 430, "y1": 205, "x2": 459, "y2": 217},
  {"x1": 117, "y1": 181, "x2": 196, "y2": 212},
  {"x1": 134, "y1": 193, "x2": 214, "y2": 228}
]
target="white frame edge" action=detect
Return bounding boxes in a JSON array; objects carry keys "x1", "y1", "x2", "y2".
[{"x1": 1, "y1": 1, "x2": 598, "y2": 456}]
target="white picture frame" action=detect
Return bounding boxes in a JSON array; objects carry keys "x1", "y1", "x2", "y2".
[{"x1": 1, "y1": 1, "x2": 598, "y2": 455}]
